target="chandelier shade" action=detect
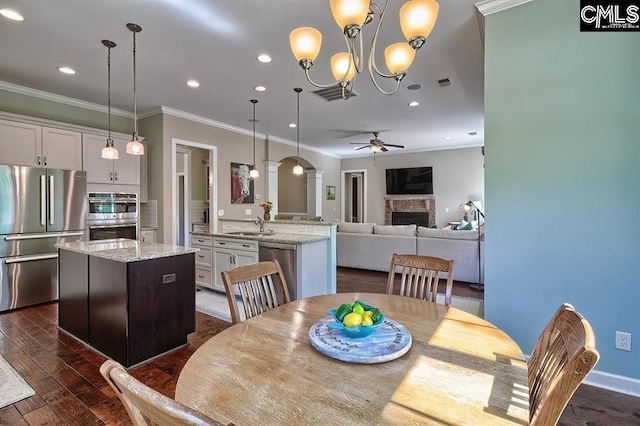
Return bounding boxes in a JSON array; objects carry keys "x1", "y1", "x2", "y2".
[
  {"x1": 289, "y1": 27, "x2": 322, "y2": 64},
  {"x1": 331, "y1": 52, "x2": 356, "y2": 82},
  {"x1": 384, "y1": 42, "x2": 416, "y2": 75},
  {"x1": 330, "y1": 0, "x2": 370, "y2": 33},
  {"x1": 400, "y1": 0, "x2": 439, "y2": 47},
  {"x1": 289, "y1": 0, "x2": 440, "y2": 98}
]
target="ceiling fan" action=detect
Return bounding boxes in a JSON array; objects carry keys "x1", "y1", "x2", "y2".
[{"x1": 350, "y1": 132, "x2": 405, "y2": 153}]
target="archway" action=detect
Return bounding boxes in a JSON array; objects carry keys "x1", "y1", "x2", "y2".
[{"x1": 266, "y1": 156, "x2": 324, "y2": 219}]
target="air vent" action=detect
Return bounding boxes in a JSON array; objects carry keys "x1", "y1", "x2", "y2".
[
  {"x1": 436, "y1": 78, "x2": 451, "y2": 88},
  {"x1": 311, "y1": 86, "x2": 358, "y2": 102}
]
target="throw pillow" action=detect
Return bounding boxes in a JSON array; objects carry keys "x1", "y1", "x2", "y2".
[{"x1": 457, "y1": 220, "x2": 473, "y2": 230}]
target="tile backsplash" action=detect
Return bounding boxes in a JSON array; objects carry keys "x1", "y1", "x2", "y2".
[{"x1": 140, "y1": 200, "x2": 157, "y2": 229}]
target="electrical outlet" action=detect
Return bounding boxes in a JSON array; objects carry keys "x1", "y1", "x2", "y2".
[
  {"x1": 615, "y1": 331, "x2": 631, "y2": 351},
  {"x1": 245, "y1": 209, "x2": 251, "y2": 215},
  {"x1": 218, "y1": 209, "x2": 224, "y2": 216},
  {"x1": 445, "y1": 208, "x2": 450, "y2": 213},
  {"x1": 255, "y1": 194, "x2": 261, "y2": 200}
]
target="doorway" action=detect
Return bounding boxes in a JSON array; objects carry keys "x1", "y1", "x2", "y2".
[
  {"x1": 341, "y1": 169, "x2": 367, "y2": 223},
  {"x1": 176, "y1": 149, "x2": 190, "y2": 246}
]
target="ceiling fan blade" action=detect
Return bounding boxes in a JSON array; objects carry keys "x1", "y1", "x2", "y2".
[
  {"x1": 350, "y1": 142, "x2": 369, "y2": 145},
  {"x1": 380, "y1": 146, "x2": 389, "y2": 152},
  {"x1": 382, "y1": 143, "x2": 405, "y2": 148},
  {"x1": 353, "y1": 145, "x2": 370, "y2": 151}
]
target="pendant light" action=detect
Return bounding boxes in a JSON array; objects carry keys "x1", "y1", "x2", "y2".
[
  {"x1": 292, "y1": 88, "x2": 304, "y2": 175},
  {"x1": 126, "y1": 23, "x2": 144, "y2": 155},
  {"x1": 101, "y1": 40, "x2": 118, "y2": 160},
  {"x1": 249, "y1": 99, "x2": 259, "y2": 179}
]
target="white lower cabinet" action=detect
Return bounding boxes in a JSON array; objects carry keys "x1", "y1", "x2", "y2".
[
  {"x1": 141, "y1": 229, "x2": 156, "y2": 242},
  {"x1": 191, "y1": 235, "x2": 214, "y2": 290},
  {"x1": 213, "y1": 238, "x2": 258, "y2": 293}
]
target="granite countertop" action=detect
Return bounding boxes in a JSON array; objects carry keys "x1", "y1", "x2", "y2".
[
  {"x1": 219, "y1": 218, "x2": 337, "y2": 226},
  {"x1": 190, "y1": 231, "x2": 329, "y2": 244},
  {"x1": 55, "y1": 239, "x2": 198, "y2": 263}
]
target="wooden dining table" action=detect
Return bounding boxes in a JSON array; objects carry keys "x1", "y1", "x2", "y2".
[{"x1": 176, "y1": 293, "x2": 530, "y2": 425}]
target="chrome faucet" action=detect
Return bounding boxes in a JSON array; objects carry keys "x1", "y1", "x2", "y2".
[{"x1": 255, "y1": 216, "x2": 265, "y2": 234}]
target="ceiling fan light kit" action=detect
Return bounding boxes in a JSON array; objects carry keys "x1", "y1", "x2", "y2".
[
  {"x1": 289, "y1": 0, "x2": 439, "y2": 99},
  {"x1": 351, "y1": 131, "x2": 405, "y2": 153}
]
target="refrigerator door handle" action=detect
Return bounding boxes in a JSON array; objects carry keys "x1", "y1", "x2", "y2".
[
  {"x1": 4, "y1": 231, "x2": 85, "y2": 241},
  {"x1": 5, "y1": 253, "x2": 59, "y2": 264},
  {"x1": 49, "y1": 175, "x2": 55, "y2": 225},
  {"x1": 40, "y1": 174, "x2": 46, "y2": 226}
]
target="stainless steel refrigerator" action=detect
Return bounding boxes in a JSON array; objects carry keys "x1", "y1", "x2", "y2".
[{"x1": 0, "y1": 166, "x2": 87, "y2": 312}]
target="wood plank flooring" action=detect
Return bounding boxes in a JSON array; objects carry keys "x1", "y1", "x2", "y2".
[{"x1": 0, "y1": 267, "x2": 637, "y2": 425}]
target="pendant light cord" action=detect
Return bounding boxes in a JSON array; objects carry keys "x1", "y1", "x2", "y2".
[
  {"x1": 252, "y1": 101, "x2": 256, "y2": 165},
  {"x1": 296, "y1": 89, "x2": 300, "y2": 163},
  {"x1": 107, "y1": 45, "x2": 112, "y2": 143},
  {"x1": 132, "y1": 30, "x2": 137, "y2": 137}
]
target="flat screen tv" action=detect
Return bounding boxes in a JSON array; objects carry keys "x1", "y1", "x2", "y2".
[{"x1": 386, "y1": 167, "x2": 433, "y2": 195}]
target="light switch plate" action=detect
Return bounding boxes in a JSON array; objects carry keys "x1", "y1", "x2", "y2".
[
  {"x1": 245, "y1": 209, "x2": 252, "y2": 215},
  {"x1": 218, "y1": 209, "x2": 224, "y2": 216}
]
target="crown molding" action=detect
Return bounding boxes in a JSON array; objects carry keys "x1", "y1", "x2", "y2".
[
  {"x1": 474, "y1": 0, "x2": 535, "y2": 45},
  {"x1": 0, "y1": 110, "x2": 136, "y2": 141},
  {"x1": 0, "y1": 80, "x2": 133, "y2": 118},
  {"x1": 158, "y1": 106, "x2": 341, "y2": 159}
]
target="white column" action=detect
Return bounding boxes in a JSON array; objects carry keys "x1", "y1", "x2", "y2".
[
  {"x1": 306, "y1": 169, "x2": 324, "y2": 217},
  {"x1": 265, "y1": 161, "x2": 281, "y2": 216}
]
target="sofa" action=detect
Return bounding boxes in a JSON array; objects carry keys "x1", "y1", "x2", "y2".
[{"x1": 336, "y1": 222, "x2": 484, "y2": 284}]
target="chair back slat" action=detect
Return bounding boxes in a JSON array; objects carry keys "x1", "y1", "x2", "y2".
[
  {"x1": 528, "y1": 303, "x2": 599, "y2": 426},
  {"x1": 387, "y1": 254, "x2": 454, "y2": 305},
  {"x1": 100, "y1": 360, "x2": 225, "y2": 426},
  {"x1": 222, "y1": 260, "x2": 291, "y2": 324}
]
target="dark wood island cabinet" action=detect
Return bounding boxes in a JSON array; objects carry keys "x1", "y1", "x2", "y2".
[{"x1": 56, "y1": 239, "x2": 198, "y2": 367}]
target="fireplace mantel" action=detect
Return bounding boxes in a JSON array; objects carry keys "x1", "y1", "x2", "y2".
[{"x1": 384, "y1": 195, "x2": 435, "y2": 227}]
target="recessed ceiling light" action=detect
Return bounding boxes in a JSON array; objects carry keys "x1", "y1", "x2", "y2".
[
  {"x1": 57, "y1": 67, "x2": 76, "y2": 75},
  {"x1": 408, "y1": 101, "x2": 419, "y2": 107},
  {"x1": 0, "y1": 9, "x2": 24, "y2": 21},
  {"x1": 289, "y1": 123, "x2": 296, "y2": 128},
  {"x1": 254, "y1": 86, "x2": 266, "y2": 92},
  {"x1": 444, "y1": 136, "x2": 452, "y2": 140},
  {"x1": 257, "y1": 54, "x2": 272, "y2": 63},
  {"x1": 187, "y1": 80, "x2": 200, "y2": 88}
]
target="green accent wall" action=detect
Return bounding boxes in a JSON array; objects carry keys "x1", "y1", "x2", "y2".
[
  {"x1": 484, "y1": 0, "x2": 639, "y2": 379},
  {"x1": 0, "y1": 89, "x2": 132, "y2": 133}
]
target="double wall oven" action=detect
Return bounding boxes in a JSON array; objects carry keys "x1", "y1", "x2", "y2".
[{"x1": 87, "y1": 192, "x2": 139, "y2": 241}]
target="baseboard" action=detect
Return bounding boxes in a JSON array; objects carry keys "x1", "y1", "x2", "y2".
[{"x1": 583, "y1": 369, "x2": 640, "y2": 397}]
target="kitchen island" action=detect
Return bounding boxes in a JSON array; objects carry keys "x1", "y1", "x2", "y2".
[{"x1": 56, "y1": 239, "x2": 198, "y2": 367}]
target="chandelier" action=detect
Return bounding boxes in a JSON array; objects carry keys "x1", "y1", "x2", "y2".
[{"x1": 289, "y1": 0, "x2": 439, "y2": 99}]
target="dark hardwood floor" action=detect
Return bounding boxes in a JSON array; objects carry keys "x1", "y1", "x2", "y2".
[{"x1": 0, "y1": 268, "x2": 637, "y2": 425}]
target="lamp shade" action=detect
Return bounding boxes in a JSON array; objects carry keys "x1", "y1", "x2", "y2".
[
  {"x1": 384, "y1": 42, "x2": 416, "y2": 75},
  {"x1": 399, "y1": 0, "x2": 439, "y2": 43},
  {"x1": 330, "y1": 0, "x2": 369, "y2": 31},
  {"x1": 102, "y1": 144, "x2": 118, "y2": 160},
  {"x1": 293, "y1": 163, "x2": 304, "y2": 175},
  {"x1": 290, "y1": 27, "x2": 322, "y2": 62},
  {"x1": 126, "y1": 140, "x2": 144, "y2": 155},
  {"x1": 331, "y1": 52, "x2": 356, "y2": 82}
]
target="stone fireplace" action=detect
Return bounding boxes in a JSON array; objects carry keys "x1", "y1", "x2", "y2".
[{"x1": 384, "y1": 195, "x2": 435, "y2": 227}]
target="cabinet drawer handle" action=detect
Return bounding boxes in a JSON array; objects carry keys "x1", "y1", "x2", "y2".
[
  {"x1": 114, "y1": 172, "x2": 118, "y2": 181},
  {"x1": 198, "y1": 254, "x2": 205, "y2": 258},
  {"x1": 197, "y1": 239, "x2": 205, "y2": 243},
  {"x1": 198, "y1": 275, "x2": 205, "y2": 279},
  {"x1": 219, "y1": 242, "x2": 226, "y2": 245},
  {"x1": 242, "y1": 244, "x2": 250, "y2": 247},
  {"x1": 44, "y1": 156, "x2": 47, "y2": 166},
  {"x1": 37, "y1": 155, "x2": 41, "y2": 165}
]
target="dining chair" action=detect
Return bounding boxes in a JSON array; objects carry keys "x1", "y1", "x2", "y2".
[
  {"x1": 528, "y1": 303, "x2": 599, "y2": 426},
  {"x1": 99, "y1": 360, "x2": 226, "y2": 426},
  {"x1": 386, "y1": 253, "x2": 454, "y2": 306},
  {"x1": 221, "y1": 260, "x2": 291, "y2": 324}
]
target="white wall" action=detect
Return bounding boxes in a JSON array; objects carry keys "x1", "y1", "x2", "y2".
[{"x1": 341, "y1": 147, "x2": 484, "y2": 227}]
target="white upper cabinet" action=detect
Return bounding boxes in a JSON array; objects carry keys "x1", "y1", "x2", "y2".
[
  {"x1": 41, "y1": 127, "x2": 83, "y2": 170},
  {"x1": 83, "y1": 134, "x2": 140, "y2": 185},
  {"x1": 0, "y1": 121, "x2": 82, "y2": 170}
]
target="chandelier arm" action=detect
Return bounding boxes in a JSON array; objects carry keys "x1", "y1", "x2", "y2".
[
  {"x1": 347, "y1": 32, "x2": 364, "y2": 74},
  {"x1": 303, "y1": 67, "x2": 344, "y2": 89},
  {"x1": 368, "y1": 0, "x2": 398, "y2": 80},
  {"x1": 368, "y1": 71, "x2": 402, "y2": 96}
]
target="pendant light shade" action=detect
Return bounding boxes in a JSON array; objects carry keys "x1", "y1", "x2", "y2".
[
  {"x1": 292, "y1": 88, "x2": 304, "y2": 175},
  {"x1": 101, "y1": 39, "x2": 118, "y2": 160},
  {"x1": 126, "y1": 23, "x2": 144, "y2": 156},
  {"x1": 249, "y1": 99, "x2": 259, "y2": 179}
]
